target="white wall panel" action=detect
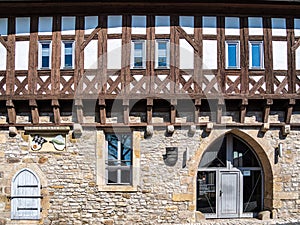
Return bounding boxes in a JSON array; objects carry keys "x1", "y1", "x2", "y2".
[
  {"x1": 62, "y1": 16, "x2": 76, "y2": 35},
  {"x1": 132, "y1": 16, "x2": 146, "y2": 34},
  {"x1": 155, "y1": 16, "x2": 170, "y2": 34},
  {"x1": 294, "y1": 19, "x2": 300, "y2": 37},
  {"x1": 107, "y1": 39, "x2": 122, "y2": 69},
  {"x1": 272, "y1": 18, "x2": 286, "y2": 36},
  {"x1": 248, "y1": 17, "x2": 263, "y2": 36},
  {"x1": 296, "y1": 48, "x2": 300, "y2": 70},
  {"x1": 272, "y1": 41, "x2": 287, "y2": 70},
  {"x1": 38, "y1": 17, "x2": 53, "y2": 35},
  {"x1": 16, "y1": 17, "x2": 30, "y2": 36},
  {"x1": 15, "y1": 41, "x2": 29, "y2": 70},
  {"x1": 84, "y1": 40, "x2": 98, "y2": 69},
  {"x1": 0, "y1": 18, "x2": 8, "y2": 36},
  {"x1": 180, "y1": 39, "x2": 194, "y2": 69},
  {"x1": 203, "y1": 40, "x2": 217, "y2": 69},
  {"x1": 203, "y1": 16, "x2": 216, "y2": 35},
  {"x1": 180, "y1": 16, "x2": 194, "y2": 34},
  {"x1": 225, "y1": 17, "x2": 240, "y2": 36},
  {"x1": 85, "y1": 16, "x2": 98, "y2": 35},
  {"x1": 0, "y1": 44, "x2": 6, "y2": 70},
  {"x1": 108, "y1": 16, "x2": 122, "y2": 34}
]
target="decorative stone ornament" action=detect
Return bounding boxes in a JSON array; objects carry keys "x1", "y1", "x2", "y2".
[
  {"x1": 163, "y1": 147, "x2": 178, "y2": 166},
  {"x1": 50, "y1": 135, "x2": 65, "y2": 151},
  {"x1": 31, "y1": 135, "x2": 47, "y2": 151}
]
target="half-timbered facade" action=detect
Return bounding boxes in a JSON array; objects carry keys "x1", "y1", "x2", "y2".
[{"x1": 0, "y1": 0, "x2": 299, "y2": 224}]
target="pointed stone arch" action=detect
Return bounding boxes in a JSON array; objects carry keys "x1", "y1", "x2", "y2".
[{"x1": 190, "y1": 129, "x2": 274, "y2": 219}]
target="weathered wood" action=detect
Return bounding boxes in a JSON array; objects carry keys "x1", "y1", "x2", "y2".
[
  {"x1": 170, "y1": 16, "x2": 179, "y2": 93},
  {"x1": 263, "y1": 99, "x2": 273, "y2": 123},
  {"x1": 263, "y1": 17, "x2": 274, "y2": 94},
  {"x1": 240, "y1": 17, "x2": 249, "y2": 94},
  {"x1": 98, "y1": 98, "x2": 106, "y2": 124},
  {"x1": 0, "y1": 36, "x2": 10, "y2": 52},
  {"x1": 28, "y1": 16, "x2": 38, "y2": 96},
  {"x1": 98, "y1": 15, "x2": 107, "y2": 94},
  {"x1": 146, "y1": 15, "x2": 155, "y2": 93},
  {"x1": 123, "y1": 99, "x2": 129, "y2": 124},
  {"x1": 80, "y1": 26, "x2": 101, "y2": 51},
  {"x1": 194, "y1": 16, "x2": 202, "y2": 94},
  {"x1": 52, "y1": 99, "x2": 60, "y2": 124},
  {"x1": 170, "y1": 99, "x2": 177, "y2": 124},
  {"x1": 147, "y1": 98, "x2": 153, "y2": 124},
  {"x1": 287, "y1": 18, "x2": 295, "y2": 94},
  {"x1": 51, "y1": 16, "x2": 61, "y2": 96},
  {"x1": 291, "y1": 38, "x2": 300, "y2": 51},
  {"x1": 6, "y1": 17, "x2": 15, "y2": 96},
  {"x1": 175, "y1": 26, "x2": 201, "y2": 57},
  {"x1": 6, "y1": 100, "x2": 16, "y2": 124},
  {"x1": 217, "y1": 16, "x2": 225, "y2": 93},
  {"x1": 75, "y1": 99, "x2": 83, "y2": 124},
  {"x1": 74, "y1": 16, "x2": 84, "y2": 92},
  {"x1": 29, "y1": 99, "x2": 39, "y2": 124},
  {"x1": 285, "y1": 99, "x2": 295, "y2": 124}
]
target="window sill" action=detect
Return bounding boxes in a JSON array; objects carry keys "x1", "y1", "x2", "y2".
[{"x1": 97, "y1": 185, "x2": 138, "y2": 192}]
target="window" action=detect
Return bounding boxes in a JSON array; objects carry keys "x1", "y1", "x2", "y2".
[
  {"x1": 39, "y1": 41, "x2": 51, "y2": 69},
  {"x1": 131, "y1": 40, "x2": 146, "y2": 69},
  {"x1": 11, "y1": 169, "x2": 41, "y2": 220},
  {"x1": 155, "y1": 40, "x2": 170, "y2": 68},
  {"x1": 61, "y1": 41, "x2": 74, "y2": 69},
  {"x1": 225, "y1": 41, "x2": 240, "y2": 69},
  {"x1": 249, "y1": 41, "x2": 264, "y2": 69},
  {"x1": 106, "y1": 133, "x2": 132, "y2": 185},
  {"x1": 16, "y1": 17, "x2": 30, "y2": 36},
  {"x1": 96, "y1": 131, "x2": 140, "y2": 192}
]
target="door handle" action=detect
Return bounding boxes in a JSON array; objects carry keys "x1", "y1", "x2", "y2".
[{"x1": 220, "y1": 190, "x2": 223, "y2": 197}]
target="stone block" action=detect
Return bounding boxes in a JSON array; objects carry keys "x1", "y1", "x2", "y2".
[
  {"x1": 165, "y1": 206, "x2": 178, "y2": 211},
  {"x1": 195, "y1": 211, "x2": 205, "y2": 221},
  {"x1": 60, "y1": 116, "x2": 72, "y2": 123},
  {"x1": 258, "y1": 211, "x2": 270, "y2": 220},
  {"x1": 73, "y1": 123, "x2": 83, "y2": 138},
  {"x1": 172, "y1": 193, "x2": 193, "y2": 202},
  {"x1": 221, "y1": 116, "x2": 233, "y2": 123},
  {"x1": 152, "y1": 117, "x2": 164, "y2": 123},
  {"x1": 271, "y1": 209, "x2": 278, "y2": 219},
  {"x1": 167, "y1": 125, "x2": 174, "y2": 134},
  {"x1": 39, "y1": 116, "x2": 51, "y2": 123},
  {"x1": 0, "y1": 134, "x2": 7, "y2": 144},
  {"x1": 83, "y1": 116, "x2": 95, "y2": 123},
  {"x1": 268, "y1": 115, "x2": 280, "y2": 123},
  {"x1": 198, "y1": 116, "x2": 209, "y2": 123},
  {"x1": 244, "y1": 116, "x2": 257, "y2": 123},
  {"x1": 103, "y1": 219, "x2": 114, "y2": 225},
  {"x1": 188, "y1": 125, "x2": 196, "y2": 135},
  {"x1": 8, "y1": 127, "x2": 17, "y2": 137},
  {"x1": 106, "y1": 117, "x2": 118, "y2": 123},
  {"x1": 282, "y1": 125, "x2": 290, "y2": 136},
  {"x1": 206, "y1": 122, "x2": 213, "y2": 132},
  {"x1": 175, "y1": 117, "x2": 187, "y2": 123},
  {"x1": 129, "y1": 116, "x2": 141, "y2": 123},
  {"x1": 146, "y1": 125, "x2": 153, "y2": 137},
  {"x1": 0, "y1": 116, "x2": 7, "y2": 124},
  {"x1": 16, "y1": 115, "x2": 30, "y2": 123}
]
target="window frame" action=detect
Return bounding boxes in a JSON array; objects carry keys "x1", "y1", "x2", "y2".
[
  {"x1": 105, "y1": 133, "x2": 133, "y2": 185},
  {"x1": 61, "y1": 41, "x2": 75, "y2": 69},
  {"x1": 155, "y1": 39, "x2": 170, "y2": 69},
  {"x1": 38, "y1": 41, "x2": 52, "y2": 70},
  {"x1": 96, "y1": 130, "x2": 140, "y2": 192},
  {"x1": 225, "y1": 40, "x2": 240, "y2": 69},
  {"x1": 131, "y1": 40, "x2": 146, "y2": 69},
  {"x1": 249, "y1": 41, "x2": 264, "y2": 69}
]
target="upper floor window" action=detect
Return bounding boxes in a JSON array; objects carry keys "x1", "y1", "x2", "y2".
[
  {"x1": 61, "y1": 41, "x2": 74, "y2": 69},
  {"x1": 39, "y1": 41, "x2": 51, "y2": 69},
  {"x1": 0, "y1": 18, "x2": 8, "y2": 36},
  {"x1": 16, "y1": 17, "x2": 30, "y2": 36},
  {"x1": 11, "y1": 169, "x2": 41, "y2": 220},
  {"x1": 225, "y1": 41, "x2": 240, "y2": 69},
  {"x1": 38, "y1": 17, "x2": 53, "y2": 35},
  {"x1": 155, "y1": 40, "x2": 170, "y2": 69},
  {"x1": 131, "y1": 40, "x2": 146, "y2": 69},
  {"x1": 106, "y1": 133, "x2": 132, "y2": 185},
  {"x1": 249, "y1": 41, "x2": 264, "y2": 69}
]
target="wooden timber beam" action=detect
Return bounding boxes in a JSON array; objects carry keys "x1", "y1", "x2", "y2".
[
  {"x1": 263, "y1": 99, "x2": 273, "y2": 123},
  {"x1": 194, "y1": 98, "x2": 201, "y2": 123},
  {"x1": 170, "y1": 99, "x2": 177, "y2": 124},
  {"x1": 291, "y1": 38, "x2": 300, "y2": 51},
  {"x1": 80, "y1": 26, "x2": 101, "y2": 51},
  {"x1": 52, "y1": 99, "x2": 60, "y2": 124},
  {"x1": 74, "y1": 99, "x2": 83, "y2": 124},
  {"x1": 6, "y1": 100, "x2": 16, "y2": 124},
  {"x1": 285, "y1": 99, "x2": 295, "y2": 124},
  {"x1": 29, "y1": 99, "x2": 39, "y2": 125},
  {"x1": 99, "y1": 98, "x2": 106, "y2": 124},
  {"x1": 175, "y1": 26, "x2": 201, "y2": 57},
  {"x1": 0, "y1": 36, "x2": 10, "y2": 52},
  {"x1": 147, "y1": 98, "x2": 153, "y2": 124},
  {"x1": 240, "y1": 99, "x2": 248, "y2": 123},
  {"x1": 123, "y1": 99, "x2": 129, "y2": 124}
]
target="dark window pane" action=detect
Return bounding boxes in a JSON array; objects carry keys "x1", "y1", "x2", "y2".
[
  {"x1": 120, "y1": 134, "x2": 132, "y2": 166},
  {"x1": 197, "y1": 171, "x2": 216, "y2": 213},
  {"x1": 65, "y1": 55, "x2": 72, "y2": 67},
  {"x1": 243, "y1": 170, "x2": 262, "y2": 212},
  {"x1": 228, "y1": 44, "x2": 237, "y2": 67},
  {"x1": 135, "y1": 42, "x2": 143, "y2": 50},
  {"x1": 158, "y1": 57, "x2": 167, "y2": 67},
  {"x1": 106, "y1": 134, "x2": 119, "y2": 164},
  {"x1": 134, "y1": 57, "x2": 143, "y2": 67},
  {"x1": 252, "y1": 44, "x2": 261, "y2": 67},
  {"x1": 107, "y1": 170, "x2": 118, "y2": 184},
  {"x1": 121, "y1": 168, "x2": 131, "y2": 184},
  {"x1": 42, "y1": 56, "x2": 49, "y2": 68}
]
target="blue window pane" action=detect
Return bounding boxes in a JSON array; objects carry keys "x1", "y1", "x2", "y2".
[
  {"x1": 41, "y1": 43, "x2": 50, "y2": 68},
  {"x1": 134, "y1": 57, "x2": 143, "y2": 67},
  {"x1": 135, "y1": 43, "x2": 143, "y2": 50},
  {"x1": 158, "y1": 42, "x2": 167, "y2": 50},
  {"x1": 64, "y1": 43, "x2": 73, "y2": 67},
  {"x1": 228, "y1": 44, "x2": 237, "y2": 67},
  {"x1": 42, "y1": 56, "x2": 49, "y2": 68},
  {"x1": 158, "y1": 57, "x2": 167, "y2": 67},
  {"x1": 252, "y1": 44, "x2": 261, "y2": 67},
  {"x1": 120, "y1": 134, "x2": 132, "y2": 166}
]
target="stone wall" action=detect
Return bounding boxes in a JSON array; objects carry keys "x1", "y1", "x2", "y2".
[{"x1": 0, "y1": 126, "x2": 298, "y2": 224}]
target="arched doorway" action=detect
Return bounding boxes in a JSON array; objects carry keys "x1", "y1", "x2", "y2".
[{"x1": 197, "y1": 134, "x2": 263, "y2": 218}]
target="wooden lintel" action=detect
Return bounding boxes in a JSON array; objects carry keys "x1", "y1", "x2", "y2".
[
  {"x1": 175, "y1": 26, "x2": 200, "y2": 56},
  {"x1": 0, "y1": 36, "x2": 10, "y2": 52},
  {"x1": 80, "y1": 26, "x2": 102, "y2": 51},
  {"x1": 31, "y1": 106, "x2": 39, "y2": 125},
  {"x1": 291, "y1": 38, "x2": 300, "y2": 51}
]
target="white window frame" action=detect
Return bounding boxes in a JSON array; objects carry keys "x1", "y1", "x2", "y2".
[
  {"x1": 11, "y1": 169, "x2": 41, "y2": 220},
  {"x1": 225, "y1": 40, "x2": 240, "y2": 69},
  {"x1": 96, "y1": 130, "x2": 140, "y2": 192},
  {"x1": 61, "y1": 41, "x2": 75, "y2": 69},
  {"x1": 131, "y1": 40, "x2": 146, "y2": 69},
  {"x1": 155, "y1": 39, "x2": 170, "y2": 69},
  {"x1": 249, "y1": 41, "x2": 264, "y2": 69},
  {"x1": 38, "y1": 41, "x2": 52, "y2": 70}
]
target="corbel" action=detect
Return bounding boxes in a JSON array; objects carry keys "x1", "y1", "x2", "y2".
[
  {"x1": 263, "y1": 99, "x2": 273, "y2": 123},
  {"x1": 123, "y1": 99, "x2": 129, "y2": 124},
  {"x1": 146, "y1": 125, "x2": 154, "y2": 137},
  {"x1": 6, "y1": 100, "x2": 16, "y2": 124},
  {"x1": 261, "y1": 122, "x2": 270, "y2": 133},
  {"x1": 206, "y1": 122, "x2": 213, "y2": 133},
  {"x1": 73, "y1": 123, "x2": 83, "y2": 138},
  {"x1": 167, "y1": 125, "x2": 175, "y2": 134},
  {"x1": 240, "y1": 99, "x2": 248, "y2": 124},
  {"x1": 170, "y1": 99, "x2": 177, "y2": 124},
  {"x1": 51, "y1": 99, "x2": 60, "y2": 124},
  {"x1": 98, "y1": 98, "x2": 106, "y2": 124},
  {"x1": 74, "y1": 99, "x2": 83, "y2": 124},
  {"x1": 29, "y1": 99, "x2": 39, "y2": 125},
  {"x1": 189, "y1": 125, "x2": 196, "y2": 136},
  {"x1": 285, "y1": 99, "x2": 295, "y2": 124},
  {"x1": 9, "y1": 126, "x2": 17, "y2": 137},
  {"x1": 194, "y1": 99, "x2": 201, "y2": 123},
  {"x1": 282, "y1": 124, "x2": 290, "y2": 136},
  {"x1": 147, "y1": 98, "x2": 153, "y2": 124}
]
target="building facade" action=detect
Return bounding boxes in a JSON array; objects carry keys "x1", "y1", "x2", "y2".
[{"x1": 0, "y1": 0, "x2": 299, "y2": 224}]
